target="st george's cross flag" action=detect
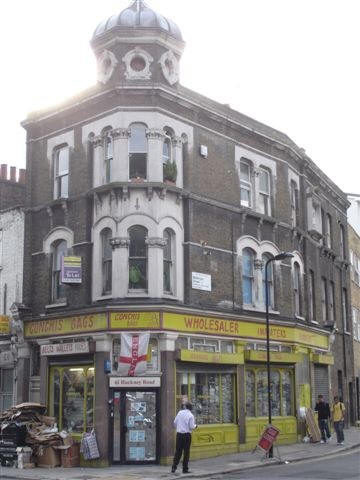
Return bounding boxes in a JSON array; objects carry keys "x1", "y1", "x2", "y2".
[{"x1": 117, "y1": 332, "x2": 150, "y2": 376}]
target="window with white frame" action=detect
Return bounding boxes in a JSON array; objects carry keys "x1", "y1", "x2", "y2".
[
  {"x1": 242, "y1": 248, "x2": 255, "y2": 305},
  {"x1": 240, "y1": 160, "x2": 252, "y2": 208},
  {"x1": 101, "y1": 228, "x2": 112, "y2": 295},
  {"x1": 103, "y1": 129, "x2": 113, "y2": 183},
  {"x1": 353, "y1": 308, "x2": 360, "y2": 342},
  {"x1": 290, "y1": 181, "x2": 298, "y2": 227},
  {"x1": 259, "y1": 168, "x2": 271, "y2": 216},
  {"x1": 163, "y1": 228, "x2": 174, "y2": 294},
  {"x1": 262, "y1": 253, "x2": 274, "y2": 308},
  {"x1": 325, "y1": 214, "x2": 332, "y2": 249},
  {"x1": 51, "y1": 239, "x2": 67, "y2": 302},
  {"x1": 350, "y1": 250, "x2": 360, "y2": 285},
  {"x1": 54, "y1": 146, "x2": 69, "y2": 199},
  {"x1": 129, "y1": 123, "x2": 147, "y2": 180},
  {"x1": 128, "y1": 225, "x2": 148, "y2": 290},
  {"x1": 175, "y1": 336, "x2": 234, "y2": 354},
  {"x1": 321, "y1": 278, "x2": 328, "y2": 323},
  {"x1": 293, "y1": 262, "x2": 302, "y2": 316},
  {"x1": 309, "y1": 270, "x2": 316, "y2": 322}
]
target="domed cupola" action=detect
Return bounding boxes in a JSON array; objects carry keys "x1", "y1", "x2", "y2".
[{"x1": 91, "y1": 0, "x2": 185, "y2": 88}]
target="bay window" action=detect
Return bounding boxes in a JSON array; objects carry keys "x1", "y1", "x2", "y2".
[
  {"x1": 129, "y1": 123, "x2": 147, "y2": 180},
  {"x1": 128, "y1": 225, "x2": 148, "y2": 290},
  {"x1": 101, "y1": 228, "x2": 112, "y2": 294}
]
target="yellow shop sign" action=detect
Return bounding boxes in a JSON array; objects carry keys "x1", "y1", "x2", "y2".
[
  {"x1": 25, "y1": 313, "x2": 107, "y2": 338},
  {"x1": 178, "y1": 349, "x2": 244, "y2": 364},
  {"x1": 0, "y1": 315, "x2": 10, "y2": 335},
  {"x1": 244, "y1": 350, "x2": 302, "y2": 363},
  {"x1": 163, "y1": 313, "x2": 240, "y2": 336},
  {"x1": 110, "y1": 312, "x2": 161, "y2": 330},
  {"x1": 163, "y1": 313, "x2": 328, "y2": 349}
]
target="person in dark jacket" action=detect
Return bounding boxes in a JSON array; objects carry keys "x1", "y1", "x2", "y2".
[{"x1": 314, "y1": 394, "x2": 331, "y2": 443}]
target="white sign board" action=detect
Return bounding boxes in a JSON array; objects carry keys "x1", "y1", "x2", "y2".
[
  {"x1": 0, "y1": 350, "x2": 14, "y2": 366},
  {"x1": 40, "y1": 341, "x2": 89, "y2": 356},
  {"x1": 192, "y1": 272, "x2": 212, "y2": 291},
  {"x1": 109, "y1": 376, "x2": 161, "y2": 388}
]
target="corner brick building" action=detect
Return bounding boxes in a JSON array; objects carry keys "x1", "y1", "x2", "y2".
[{"x1": 19, "y1": 0, "x2": 353, "y2": 466}]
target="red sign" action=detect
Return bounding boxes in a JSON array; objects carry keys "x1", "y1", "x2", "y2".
[{"x1": 257, "y1": 425, "x2": 280, "y2": 452}]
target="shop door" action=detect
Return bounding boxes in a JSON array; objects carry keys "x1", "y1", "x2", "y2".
[{"x1": 118, "y1": 390, "x2": 158, "y2": 464}]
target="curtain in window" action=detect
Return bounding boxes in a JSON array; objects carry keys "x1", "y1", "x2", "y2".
[
  {"x1": 242, "y1": 248, "x2": 254, "y2": 304},
  {"x1": 129, "y1": 225, "x2": 148, "y2": 289}
]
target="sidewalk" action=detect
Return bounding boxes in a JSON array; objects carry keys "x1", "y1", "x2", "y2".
[{"x1": 1, "y1": 428, "x2": 359, "y2": 480}]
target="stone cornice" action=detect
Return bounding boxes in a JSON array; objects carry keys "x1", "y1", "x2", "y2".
[
  {"x1": 146, "y1": 237, "x2": 167, "y2": 248},
  {"x1": 110, "y1": 237, "x2": 130, "y2": 248}
]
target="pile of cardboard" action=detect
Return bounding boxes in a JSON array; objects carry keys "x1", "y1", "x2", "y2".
[{"x1": 0, "y1": 403, "x2": 78, "y2": 468}]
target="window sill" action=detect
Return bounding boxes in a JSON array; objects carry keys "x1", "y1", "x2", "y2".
[
  {"x1": 243, "y1": 305, "x2": 280, "y2": 315},
  {"x1": 344, "y1": 331, "x2": 352, "y2": 336},
  {"x1": 127, "y1": 290, "x2": 148, "y2": 297},
  {"x1": 101, "y1": 294, "x2": 113, "y2": 300},
  {"x1": 295, "y1": 315, "x2": 306, "y2": 321},
  {"x1": 45, "y1": 301, "x2": 67, "y2": 309},
  {"x1": 311, "y1": 320, "x2": 319, "y2": 325}
]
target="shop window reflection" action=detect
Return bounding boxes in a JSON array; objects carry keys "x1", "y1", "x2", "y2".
[
  {"x1": 86, "y1": 368, "x2": 94, "y2": 432},
  {"x1": 53, "y1": 369, "x2": 60, "y2": 424},
  {"x1": 176, "y1": 372, "x2": 234, "y2": 424},
  {"x1": 246, "y1": 367, "x2": 294, "y2": 418},
  {"x1": 62, "y1": 368, "x2": 85, "y2": 433}
]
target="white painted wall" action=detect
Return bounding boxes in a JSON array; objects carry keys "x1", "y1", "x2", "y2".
[{"x1": 0, "y1": 208, "x2": 25, "y2": 314}]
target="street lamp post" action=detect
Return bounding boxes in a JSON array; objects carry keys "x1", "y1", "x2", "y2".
[{"x1": 265, "y1": 252, "x2": 294, "y2": 458}]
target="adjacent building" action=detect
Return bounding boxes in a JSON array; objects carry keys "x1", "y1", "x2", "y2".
[
  {"x1": 19, "y1": 0, "x2": 353, "y2": 466},
  {"x1": 348, "y1": 196, "x2": 360, "y2": 423},
  {"x1": 0, "y1": 165, "x2": 27, "y2": 412}
]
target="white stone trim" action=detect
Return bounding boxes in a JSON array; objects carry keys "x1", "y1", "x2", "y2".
[
  {"x1": 122, "y1": 47, "x2": 153, "y2": 80},
  {"x1": 47, "y1": 132, "x2": 74, "y2": 165},
  {"x1": 43, "y1": 227, "x2": 74, "y2": 254},
  {"x1": 97, "y1": 50, "x2": 118, "y2": 85},
  {"x1": 159, "y1": 50, "x2": 179, "y2": 86}
]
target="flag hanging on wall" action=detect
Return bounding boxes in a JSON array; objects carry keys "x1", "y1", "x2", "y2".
[{"x1": 117, "y1": 332, "x2": 150, "y2": 376}]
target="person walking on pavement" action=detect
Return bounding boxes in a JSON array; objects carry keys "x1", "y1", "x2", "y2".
[
  {"x1": 314, "y1": 394, "x2": 331, "y2": 443},
  {"x1": 171, "y1": 402, "x2": 196, "y2": 474},
  {"x1": 332, "y1": 396, "x2": 345, "y2": 445}
]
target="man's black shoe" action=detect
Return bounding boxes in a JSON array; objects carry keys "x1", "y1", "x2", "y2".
[
  {"x1": 183, "y1": 470, "x2": 192, "y2": 474},
  {"x1": 171, "y1": 467, "x2": 176, "y2": 473}
]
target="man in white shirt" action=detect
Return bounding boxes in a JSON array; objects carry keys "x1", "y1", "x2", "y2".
[{"x1": 171, "y1": 402, "x2": 196, "y2": 474}]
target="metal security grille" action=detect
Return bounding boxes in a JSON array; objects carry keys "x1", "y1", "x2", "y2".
[{"x1": 314, "y1": 365, "x2": 329, "y2": 402}]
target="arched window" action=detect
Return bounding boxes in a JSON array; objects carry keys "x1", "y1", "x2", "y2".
[
  {"x1": 103, "y1": 129, "x2": 113, "y2": 183},
  {"x1": 101, "y1": 228, "x2": 112, "y2": 294},
  {"x1": 262, "y1": 253, "x2": 274, "y2": 308},
  {"x1": 54, "y1": 146, "x2": 69, "y2": 199},
  {"x1": 129, "y1": 123, "x2": 147, "y2": 180},
  {"x1": 129, "y1": 225, "x2": 148, "y2": 290},
  {"x1": 163, "y1": 229, "x2": 174, "y2": 293},
  {"x1": 240, "y1": 160, "x2": 252, "y2": 208},
  {"x1": 242, "y1": 248, "x2": 255, "y2": 305},
  {"x1": 293, "y1": 262, "x2": 302, "y2": 316},
  {"x1": 51, "y1": 239, "x2": 67, "y2": 302}
]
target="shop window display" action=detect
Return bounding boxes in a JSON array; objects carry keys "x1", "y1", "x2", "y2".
[
  {"x1": 176, "y1": 372, "x2": 234, "y2": 424},
  {"x1": 49, "y1": 366, "x2": 94, "y2": 434},
  {"x1": 246, "y1": 367, "x2": 294, "y2": 418}
]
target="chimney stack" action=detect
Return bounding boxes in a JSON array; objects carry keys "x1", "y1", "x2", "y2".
[
  {"x1": 10, "y1": 166, "x2": 16, "y2": 182},
  {"x1": 19, "y1": 169, "x2": 26, "y2": 184},
  {"x1": 1, "y1": 164, "x2": 7, "y2": 179}
]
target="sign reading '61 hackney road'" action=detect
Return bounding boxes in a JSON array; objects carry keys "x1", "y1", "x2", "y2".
[{"x1": 25, "y1": 313, "x2": 107, "y2": 338}]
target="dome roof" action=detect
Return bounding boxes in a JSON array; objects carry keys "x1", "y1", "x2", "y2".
[{"x1": 93, "y1": 0, "x2": 183, "y2": 42}]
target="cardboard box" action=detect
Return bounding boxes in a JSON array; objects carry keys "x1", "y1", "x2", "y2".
[
  {"x1": 36, "y1": 446, "x2": 61, "y2": 468},
  {"x1": 60, "y1": 443, "x2": 80, "y2": 468}
]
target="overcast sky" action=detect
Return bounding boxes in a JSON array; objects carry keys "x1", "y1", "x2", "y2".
[{"x1": 1, "y1": 0, "x2": 359, "y2": 193}]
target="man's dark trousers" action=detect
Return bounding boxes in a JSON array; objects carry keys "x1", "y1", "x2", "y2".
[
  {"x1": 318, "y1": 419, "x2": 331, "y2": 442},
  {"x1": 172, "y1": 432, "x2": 191, "y2": 472}
]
